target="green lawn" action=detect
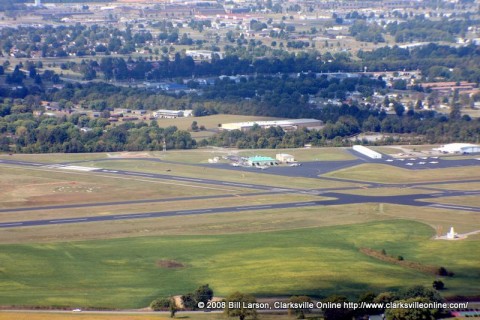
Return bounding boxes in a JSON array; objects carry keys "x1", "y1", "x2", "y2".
[
  {"x1": 1, "y1": 220, "x2": 478, "y2": 309},
  {"x1": 324, "y1": 164, "x2": 480, "y2": 184}
]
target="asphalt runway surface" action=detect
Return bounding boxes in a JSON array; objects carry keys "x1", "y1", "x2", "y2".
[
  {"x1": 0, "y1": 150, "x2": 479, "y2": 229},
  {"x1": 1, "y1": 188, "x2": 479, "y2": 229}
]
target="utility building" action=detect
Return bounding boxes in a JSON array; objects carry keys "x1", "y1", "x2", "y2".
[{"x1": 247, "y1": 156, "x2": 278, "y2": 167}]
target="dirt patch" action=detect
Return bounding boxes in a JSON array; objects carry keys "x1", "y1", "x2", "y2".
[
  {"x1": 156, "y1": 260, "x2": 185, "y2": 269},
  {"x1": 360, "y1": 248, "x2": 441, "y2": 275}
]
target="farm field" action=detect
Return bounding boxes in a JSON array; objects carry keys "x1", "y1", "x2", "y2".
[{"x1": 1, "y1": 220, "x2": 479, "y2": 309}]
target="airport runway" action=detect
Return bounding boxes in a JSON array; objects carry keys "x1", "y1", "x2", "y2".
[
  {"x1": 1, "y1": 186, "x2": 479, "y2": 229},
  {"x1": 0, "y1": 153, "x2": 479, "y2": 229}
]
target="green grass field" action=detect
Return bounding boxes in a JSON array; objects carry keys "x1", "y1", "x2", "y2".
[
  {"x1": 0, "y1": 166, "x2": 247, "y2": 210},
  {"x1": 1, "y1": 220, "x2": 479, "y2": 309},
  {"x1": 1, "y1": 149, "x2": 480, "y2": 312},
  {"x1": 324, "y1": 164, "x2": 480, "y2": 183}
]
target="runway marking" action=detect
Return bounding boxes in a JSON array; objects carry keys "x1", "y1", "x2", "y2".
[
  {"x1": 176, "y1": 209, "x2": 212, "y2": 214},
  {"x1": 294, "y1": 202, "x2": 316, "y2": 206},
  {"x1": 236, "y1": 205, "x2": 272, "y2": 211},
  {"x1": 0, "y1": 222, "x2": 24, "y2": 227},
  {"x1": 125, "y1": 172, "x2": 154, "y2": 177},
  {"x1": 173, "y1": 177, "x2": 203, "y2": 182},
  {"x1": 428, "y1": 204, "x2": 475, "y2": 210},
  {"x1": 49, "y1": 218, "x2": 88, "y2": 223},
  {"x1": 221, "y1": 182, "x2": 254, "y2": 187}
]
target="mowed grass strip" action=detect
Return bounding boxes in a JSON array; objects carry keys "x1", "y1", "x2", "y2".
[
  {"x1": 419, "y1": 182, "x2": 480, "y2": 191},
  {"x1": 82, "y1": 160, "x2": 361, "y2": 189},
  {"x1": 324, "y1": 164, "x2": 480, "y2": 184},
  {"x1": 0, "y1": 153, "x2": 109, "y2": 163},
  {"x1": 334, "y1": 187, "x2": 435, "y2": 197},
  {"x1": 0, "y1": 167, "x2": 247, "y2": 209},
  {"x1": 0, "y1": 193, "x2": 322, "y2": 223},
  {"x1": 1, "y1": 220, "x2": 479, "y2": 309},
  {"x1": 378, "y1": 203, "x2": 480, "y2": 235},
  {"x1": 419, "y1": 195, "x2": 480, "y2": 207},
  {"x1": 0, "y1": 203, "x2": 385, "y2": 244}
]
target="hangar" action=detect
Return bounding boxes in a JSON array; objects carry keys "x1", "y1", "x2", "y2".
[
  {"x1": 220, "y1": 119, "x2": 323, "y2": 132},
  {"x1": 247, "y1": 156, "x2": 278, "y2": 167},
  {"x1": 434, "y1": 143, "x2": 480, "y2": 154}
]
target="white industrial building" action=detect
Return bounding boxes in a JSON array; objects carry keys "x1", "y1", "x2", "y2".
[
  {"x1": 434, "y1": 143, "x2": 480, "y2": 154},
  {"x1": 153, "y1": 109, "x2": 185, "y2": 119},
  {"x1": 220, "y1": 119, "x2": 323, "y2": 132},
  {"x1": 276, "y1": 154, "x2": 295, "y2": 163},
  {"x1": 352, "y1": 145, "x2": 382, "y2": 159}
]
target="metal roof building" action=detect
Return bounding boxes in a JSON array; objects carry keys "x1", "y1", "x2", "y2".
[
  {"x1": 434, "y1": 143, "x2": 480, "y2": 154},
  {"x1": 246, "y1": 156, "x2": 278, "y2": 167},
  {"x1": 220, "y1": 119, "x2": 323, "y2": 131}
]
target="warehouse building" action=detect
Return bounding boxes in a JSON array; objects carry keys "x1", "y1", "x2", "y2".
[
  {"x1": 153, "y1": 109, "x2": 185, "y2": 119},
  {"x1": 434, "y1": 143, "x2": 480, "y2": 154},
  {"x1": 352, "y1": 145, "x2": 382, "y2": 159},
  {"x1": 220, "y1": 119, "x2": 323, "y2": 132}
]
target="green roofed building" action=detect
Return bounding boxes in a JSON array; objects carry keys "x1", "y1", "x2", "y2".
[{"x1": 247, "y1": 156, "x2": 278, "y2": 167}]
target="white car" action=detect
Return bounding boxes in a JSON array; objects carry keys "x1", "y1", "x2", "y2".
[
  {"x1": 289, "y1": 163, "x2": 301, "y2": 167},
  {"x1": 72, "y1": 309, "x2": 82, "y2": 312},
  {"x1": 406, "y1": 163, "x2": 414, "y2": 166},
  {"x1": 419, "y1": 162, "x2": 426, "y2": 164},
  {"x1": 429, "y1": 161, "x2": 439, "y2": 164},
  {"x1": 385, "y1": 159, "x2": 394, "y2": 162}
]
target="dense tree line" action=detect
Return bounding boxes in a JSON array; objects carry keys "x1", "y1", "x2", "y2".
[
  {"x1": 386, "y1": 18, "x2": 477, "y2": 43},
  {"x1": 349, "y1": 16, "x2": 476, "y2": 44},
  {"x1": 358, "y1": 43, "x2": 480, "y2": 82},
  {"x1": 0, "y1": 111, "x2": 195, "y2": 153},
  {"x1": 150, "y1": 284, "x2": 448, "y2": 320}
]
